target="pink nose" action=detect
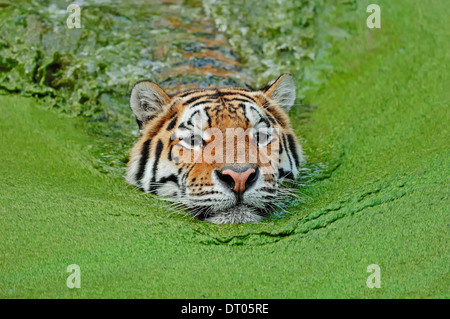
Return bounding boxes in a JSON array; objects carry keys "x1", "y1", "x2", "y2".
[{"x1": 220, "y1": 168, "x2": 256, "y2": 193}]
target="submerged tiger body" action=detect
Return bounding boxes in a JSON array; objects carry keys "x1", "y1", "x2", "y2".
[{"x1": 126, "y1": 73, "x2": 304, "y2": 224}]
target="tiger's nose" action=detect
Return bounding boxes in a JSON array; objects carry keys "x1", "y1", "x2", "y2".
[{"x1": 215, "y1": 166, "x2": 259, "y2": 194}]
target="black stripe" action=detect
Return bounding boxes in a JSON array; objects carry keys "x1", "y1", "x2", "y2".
[
  {"x1": 278, "y1": 136, "x2": 284, "y2": 155},
  {"x1": 225, "y1": 97, "x2": 255, "y2": 104},
  {"x1": 191, "y1": 191, "x2": 219, "y2": 196},
  {"x1": 278, "y1": 168, "x2": 293, "y2": 179},
  {"x1": 183, "y1": 164, "x2": 196, "y2": 184},
  {"x1": 158, "y1": 174, "x2": 179, "y2": 185},
  {"x1": 205, "y1": 111, "x2": 212, "y2": 128},
  {"x1": 219, "y1": 92, "x2": 257, "y2": 103},
  {"x1": 185, "y1": 95, "x2": 206, "y2": 105},
  {"x1": 187, "y1": 110, "x2": 200, "y2": 127},
  {"x1": 136, "y1": 139, "x2": 151, "y2": 188},
  {"x1": 177, "y1": 89, "x2": 202, "y2": 98},
  {"x1": 247, "y1": 104, "x2": 266, "y2": 123},
  {"x1": 136, "y1": 118, "x2": 143, "y2": 131},
  {"x1": 190, "y1": 100, "x2": 217, "y2": 109},
  {"x1": 282, "y1": 133, "x2": 294, "y2": 170},
  {"x1": 204, "y1": 93, "x2": 219, "y2": 100},
  {"x1": 257, "y1": 116, "x2": 270, "y2": 127},
  {"x1": 287, "y1": 134, "x2": 300, "y2": 167},
  {"x1": 166, "y1": 116, "x2": 178, "y2": 131},
  {"x1": 260, "y1": 187, "x2": 277, "y2": 193},
  {"x1": 168, "y1": 144, "x2": 174, "y2": 161},
  {"x1": 149, "y1": 140, "x2": 164, "y2": 192},
  {"x1": 266, "y1": 113, "x2": 278, "y2": 125},
  {"x1": 239, "y1": 103, "x2": 249, "y2": 123},
  {"x1": 185, "y1": 94, "x2": 218, "y2": 105}
]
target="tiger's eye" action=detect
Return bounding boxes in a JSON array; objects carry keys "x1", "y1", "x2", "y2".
[{"x1": 189, "y1": 134, "x2": 203, "y2": 148}]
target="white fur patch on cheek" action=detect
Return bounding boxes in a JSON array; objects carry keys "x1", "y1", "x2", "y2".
[
  {"x1": 156, "y1": 182, "x2": 179, "y2": 197},
  {"x1": 125, "y1": 154, "x2": 141, "y2": 187}
]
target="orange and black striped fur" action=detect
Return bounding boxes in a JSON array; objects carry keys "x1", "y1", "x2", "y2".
[{"x1": 126, "y1": 73, "x2": 304, "y2": 224}]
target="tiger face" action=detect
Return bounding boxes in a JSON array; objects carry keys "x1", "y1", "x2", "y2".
[{"x1": 126, "y1": 73, "x2": 304, "y2": 224}]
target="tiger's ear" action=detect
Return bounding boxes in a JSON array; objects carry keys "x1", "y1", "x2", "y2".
[
  {"x1": 261, "y1": 73, "x2": 296, "y2": 112},
  {"x1": 130, "y1": 81, "x2": 171, "y2": 130}
]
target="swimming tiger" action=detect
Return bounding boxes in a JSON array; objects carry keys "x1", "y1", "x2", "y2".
[{"x1": 126, "y1": 73, "x2": 304, "y2": 224}]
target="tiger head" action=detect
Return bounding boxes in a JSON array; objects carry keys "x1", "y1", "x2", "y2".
[{"x1": 126, "y1": 73, "x2": 304, "y2": 224}]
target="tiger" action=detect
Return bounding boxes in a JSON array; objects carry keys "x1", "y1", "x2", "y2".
[{"x1": 126, "y1": 73, "x2": 304, "y2": 224}]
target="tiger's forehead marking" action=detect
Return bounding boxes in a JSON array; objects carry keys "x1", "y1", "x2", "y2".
[{"x1": 175, "y1": 89, "x2": 270, "y2": 131}]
